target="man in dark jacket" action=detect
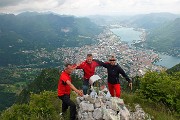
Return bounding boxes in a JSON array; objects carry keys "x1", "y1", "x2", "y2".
[{"x1": 98, "y1": 55, "x2": 132, "y2": 98}]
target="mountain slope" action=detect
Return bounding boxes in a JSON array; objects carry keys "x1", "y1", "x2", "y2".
[
  {"x1": 0, "y1": 12, "x2": 102, "y2": 49},
  {"x1": 0, "y1": 12, "x2": 102, "y2": 66},
  {"x1": 126, "y1": 13, "x2": 178, "y2": 29},
  {"x1": 145, "y1": 18, "x2": 180, "y2": 56},
  {"x1": 166, "y1": 63, "x2": 180, "y2": 74}
]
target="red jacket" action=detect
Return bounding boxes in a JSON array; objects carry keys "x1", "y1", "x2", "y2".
[
  {"x1": 76, "y1": 60, "x2": 99, "y2": 79},
  {"x1": 57, "y1": 71, "x2": 71, "y2": 96}
]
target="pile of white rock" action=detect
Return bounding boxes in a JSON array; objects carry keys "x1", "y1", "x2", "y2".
[
  {"x1": 129, "y1": 104, "x2": 152, "y2": 120},
  {"x1": 76, "y1": 75, "x2": 151, "y2": 120},
  {"x1": 76, "y1": 93, "x2": 130, "y2": 120},
  {"x1": 76, "y1": 93, "x2": 151, "y2": 120}
]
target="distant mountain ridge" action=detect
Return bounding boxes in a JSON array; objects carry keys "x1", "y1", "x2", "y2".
[
  {"x1": 0, "y1": 12, "x2": 102, "y2": 49},
  {"x1": 89, "y1": 12, "x2": 179, "y2": 29},
  {"x1": 0, "y1": 12, "x2": 102, "y2": 66},
  {"x1": 124, "y1": 12, "x2": 179, "y2": 29}
]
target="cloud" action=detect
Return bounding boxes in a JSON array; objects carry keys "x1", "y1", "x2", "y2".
[
  {"x1": 0, "y1": 0, "x2": 179, "y2": 16},
  {"x1": 0, "y1": 0, "x2": 26, "y2": 7}
]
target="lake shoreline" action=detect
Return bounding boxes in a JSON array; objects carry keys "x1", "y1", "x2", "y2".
[{"x1": 110, "y1": 26, "x2": 180, "y2": 68}]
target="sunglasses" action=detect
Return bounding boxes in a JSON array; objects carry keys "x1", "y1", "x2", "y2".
[{"x1": 109, "y1": 59, "x2": 116, "y2": 61}]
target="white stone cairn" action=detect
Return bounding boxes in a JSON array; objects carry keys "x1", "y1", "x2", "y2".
[
  {"x1": 76, "y1": 94, "x2": 151, "y2": 120},
  {"x1": 76, "y1": 75, "x2": 150, "y2": 120},
  {"x1": 76, "y1": 93, "x2": 131, "y2": 120}
]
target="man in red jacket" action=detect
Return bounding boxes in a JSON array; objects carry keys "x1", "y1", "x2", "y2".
[
  {"x1": 76, "y1": 54, "x2": 100, "y2": 95},
  {"x1": 58, "y1": 63, "x2": 83, "y2": 120}
]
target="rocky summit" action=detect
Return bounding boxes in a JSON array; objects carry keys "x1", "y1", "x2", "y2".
[{"x1": 76, "y1": 92, "x2": 151, "y2": 120}]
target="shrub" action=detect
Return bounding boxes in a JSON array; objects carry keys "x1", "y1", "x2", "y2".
[{"x1": 138, "y1": 71, "x2": 180, "y2": 113}]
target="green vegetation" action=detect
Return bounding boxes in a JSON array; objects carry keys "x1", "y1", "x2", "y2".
[
  {"x1": 0, "y1": 68, "x2": 81, "y2": 120},
  {"x1": 16, "y1": 68, "x2": 82, "y2": 104},
  {"x1": 0, "y1": 67, "x2": 41, "y2": 111},
  {"x1": 16, "y1": 68, "x2": 59, "y2": 104},
  {"x1": 145, "y1": 18, "x2": 180, "y2": 57},
  {"x1": 122, "y1": 68, "x2": 180, "y2": 119},
  {"x1": 0, "y1": 67, "x2": 40, "y2": 85},
  {"x1": 0, "y1": 63, "x2": 180, "y2": 119},
  {"x1": 0, "y1": 91, "x2": 78, "y2": 120},
  {"x1": 138, "y1": 71, "x2": 180, "y2": 114},
  {"x1": 0, "y1": 12, "x2": 102, "y2": 66},
  {"x1": 0, "y1": 91, "x2": 63, "y2": 120},
  {"x1": 0, "y1": 92, "x2": 16, "y2": 112},
  {"x1": 166, "y1": 63, "x2": 180, "y2": 74},
  {"x1": 122, "y1": 93, "x2": 179, "y2": 120}
]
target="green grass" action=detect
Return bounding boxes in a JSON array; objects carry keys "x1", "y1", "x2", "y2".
[
  {"x1": 121, "y1": 92, "x2": 180, "y2": 120},
  {"x1": 2, "y1": 90, "x2": 179, "y2": 120}
]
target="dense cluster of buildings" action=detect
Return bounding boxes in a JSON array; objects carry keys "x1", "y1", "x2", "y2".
[{"x1": 56, "y1": 29, "x2": 164, "y2": 79}]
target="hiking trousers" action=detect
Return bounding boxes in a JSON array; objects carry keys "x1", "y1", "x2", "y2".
[
  {"x1": 108, "y1": 83, "x2": 121, "y2": 98},
  {"x1": 82, "y1": 79, "x2": 90, "y2": 95},
  {"x1": 58, "y1": 94, "x2": 76, "y2": 120}
]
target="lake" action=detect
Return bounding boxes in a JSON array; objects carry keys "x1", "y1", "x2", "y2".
[
  {"x1": 110, "y1": 27, "x2": 180, "y2": 68},
  {"x1": 111, "y1": 27, "x2": 141, "y2": 45}
]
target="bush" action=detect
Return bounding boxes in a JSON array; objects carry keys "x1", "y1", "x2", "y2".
[
  {"x1": 1, "y1": 91, "x2": 62, "y2": 120},
  {"x1": 0, "y1": 104, "x2": 30, "y2": 120},
  {"x1": 138, "y1": 71, "x2": 180, "y2": 113}
]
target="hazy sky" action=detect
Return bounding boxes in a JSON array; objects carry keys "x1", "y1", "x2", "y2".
[{"x1": 0, "y1": 0, "x2": 180, "y2": 16}]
